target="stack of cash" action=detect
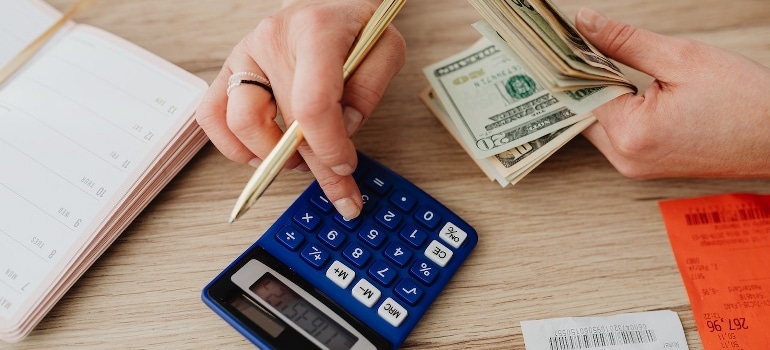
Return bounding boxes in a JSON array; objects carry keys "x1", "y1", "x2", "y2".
[{"x1": 421, "y1": 0, "x2": 635, "y2": 187}]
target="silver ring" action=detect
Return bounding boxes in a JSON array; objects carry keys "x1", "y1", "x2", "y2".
[{"x1": 227, "y1": 71, "x2": 273, "y2": 96}]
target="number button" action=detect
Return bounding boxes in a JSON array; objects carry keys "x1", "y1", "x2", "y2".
[
  {"x1": 342, "y1": 243, "x2": 372, "y2": 268},
  {"x1": 375, "y1": 207, "x2": 402, "y2": 231},
  {"x1": 368, "y1": 260, "x2": 397, "y2": 286},
  {"x1": 399, "y1": 224, "x2": 427, "y2": 248},
  {"x1": 414, "y1": 207, "x2": 441, "y2": 230},
  {"x1": 333, "y1": 212, "x2": 361, "y2": 231},
  {"x1": 275, "y1": 226, "x2": 304, "y2": 251},
  {"x1": 359, "y1": 224, "x2": 386, "y2": 249},
  {"x1": 300, "y1": 244, "x2": 329, "y2": 269},
  {"x1": 318, "y1": 225, "x2": 346, "y2": 250},
  {"x1": 384, "y1": 241, "x2": 412, "y2": 267}
]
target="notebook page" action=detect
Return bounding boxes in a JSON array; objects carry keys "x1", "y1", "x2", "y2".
[
  {"x1": 0, "y1": 0, "x2": 69, "y2": 68},
  {"x1": 0, "y1": 22, "x2": 206, "y2": 335}
]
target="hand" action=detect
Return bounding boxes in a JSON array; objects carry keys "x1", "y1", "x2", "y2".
[
  {"x1": 575, "y1": 8, "x2": 770, "y2": 178},
  {"x1": 195, "y1": 0, "x2": 406, "y2": 219}
]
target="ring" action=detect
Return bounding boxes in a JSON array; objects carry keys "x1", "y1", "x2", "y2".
[{"x1": 227, "y1": 71, "x2": 273, "y2": 96}]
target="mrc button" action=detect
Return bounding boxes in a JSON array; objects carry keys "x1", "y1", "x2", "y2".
[{"x1": 377, "y1": 297, "x2": 408, "y2": 327}]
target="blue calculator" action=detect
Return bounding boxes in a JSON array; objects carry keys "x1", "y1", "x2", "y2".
[{"x1": 202, "y1": 152, "x2": 478, "y2": 350}]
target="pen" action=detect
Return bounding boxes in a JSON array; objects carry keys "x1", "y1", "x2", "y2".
[{"x1": 229, "y1": 0, "x2": 407, "y2": 223}]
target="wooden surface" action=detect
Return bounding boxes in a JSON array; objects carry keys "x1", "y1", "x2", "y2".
[{"x1": 8, "y1": 0, "x2": 770, "y2": 348}]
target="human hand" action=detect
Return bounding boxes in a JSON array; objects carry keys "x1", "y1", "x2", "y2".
[
  {"x1": 196, "y1": 0, "x2": 406, "y2": 219},
  {"x1": 575, "y1": 8, "x2": 770, "y2": 178}
]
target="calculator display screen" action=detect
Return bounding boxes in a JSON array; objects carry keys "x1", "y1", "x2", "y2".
[{"x1": 251, "y1": 273, "x2": 358, "y2": 350}]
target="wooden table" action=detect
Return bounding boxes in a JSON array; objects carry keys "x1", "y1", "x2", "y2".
[{"x1": 9, "y1": 0, "x2": 770, "y2": 348}]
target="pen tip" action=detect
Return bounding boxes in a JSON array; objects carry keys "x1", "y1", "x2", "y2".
[{"x1": 228, "y1": 216, "x2": 235, "y2": 224}]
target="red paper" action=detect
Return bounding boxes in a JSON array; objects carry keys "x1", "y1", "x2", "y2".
[{"x1": 659, "y1": 193, "x2": 770, "y2": 349}]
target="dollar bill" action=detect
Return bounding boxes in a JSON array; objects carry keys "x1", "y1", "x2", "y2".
[
  {"x1": 469, "y1": 0, "x2": 635, "y2": 90},
  {"x1": 423, "y1": 34, "x2": 629, "y2": 159},
  {"x1": 419, "y1": 87, "x2": 594, "y2": 187}
]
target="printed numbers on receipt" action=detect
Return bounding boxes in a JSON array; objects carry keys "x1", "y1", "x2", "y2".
[{"x1": 659, "y1": 193, "x2": 770, "y2": 350}]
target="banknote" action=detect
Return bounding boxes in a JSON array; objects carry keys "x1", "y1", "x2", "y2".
[
  {"x1": 419, "y1": 87, "x2": 594, "y2": 187},
  {"x1": 469, "y1": 0, "x2": 634, "y2": 90},
  {"x1": 423, "y1": 34, "x2": 629, "y2": 159}
]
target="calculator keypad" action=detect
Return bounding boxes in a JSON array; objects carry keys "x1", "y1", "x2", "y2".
[{"x1": 268, "y1": 154, "x2": 476, "y2": 334}]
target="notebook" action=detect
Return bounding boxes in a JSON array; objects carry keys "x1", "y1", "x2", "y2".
[{"x1": 0, "y1": 0, "x2": 209, "y2": 342}]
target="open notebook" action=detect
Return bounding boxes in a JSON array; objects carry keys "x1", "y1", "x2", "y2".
[{"x1": 0, "y1": 0, "x2": 209, "y2": 342}]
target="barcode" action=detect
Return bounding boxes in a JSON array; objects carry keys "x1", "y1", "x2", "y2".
[
  {"x1": 548, "y1": 330, "x2": 657, "y2": 350},
  {"x1": 685, "y1": 207, "x2": 770, "y2": 226}
]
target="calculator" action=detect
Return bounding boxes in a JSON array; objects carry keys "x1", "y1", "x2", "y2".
[{"x1": 202, "y1": 152, "x2": 478, "y2": 350}]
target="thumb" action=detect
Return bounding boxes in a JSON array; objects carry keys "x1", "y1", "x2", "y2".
[{"x1": 575, "y1": 7, "x2": 683, "y2": 81}]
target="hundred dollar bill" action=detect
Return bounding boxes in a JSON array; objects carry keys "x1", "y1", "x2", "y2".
[{"x1": 423, "y1": 34, "x2": 629, "y2": 159}]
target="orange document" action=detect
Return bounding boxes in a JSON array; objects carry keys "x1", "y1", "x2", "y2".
[{"x1": 659, "y1": 193, "x2": 770, "y2": 349}]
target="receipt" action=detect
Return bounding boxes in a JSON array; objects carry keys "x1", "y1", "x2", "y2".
[
  {"x1": 521, "y1": 310, "x2": 688, "y2": 350},
  {"x1": 659, "y1": 193, "x2": 770, "y2": 349}
]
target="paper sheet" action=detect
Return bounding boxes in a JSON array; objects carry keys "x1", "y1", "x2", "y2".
[{"x1": 659, "y1": 193, "x2": 770, "y2": 349}]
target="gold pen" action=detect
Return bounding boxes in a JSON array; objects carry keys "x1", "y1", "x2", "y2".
[{"x1": 229, "y1": 0, "x2": 407, "y2": 223}]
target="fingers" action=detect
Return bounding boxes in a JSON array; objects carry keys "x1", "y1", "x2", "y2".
[
  {"x1": 341, "y1": 26, "x2": 407, "y2": 135},
  {"x1": 575, "y1": 7, "x2": 690, "y2": 82}
]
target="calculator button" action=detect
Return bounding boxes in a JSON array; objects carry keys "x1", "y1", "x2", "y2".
[
  {"x1": 377, "y1": 297, "x2": 408, "y2": 327},
  {"x1": 384, "y1": 241, "x2": 412, "y2": 267},
  {"x1": 389, "y1": 190, "x2": 417, "y2": 212},
  {"x1": 399, "y1": 224, "x2": 428, "y2": 248},
  {"x1": 342, "y1": 243, "x2": 371, "y2": 268},
  {"x1": 352, "y1": 279, "x2": 381, "y2": 308},
  {"x1": 275, "y1": 226, "x2": 304, "y2": 251},
  {"x1": 364, "y1": 173, "x2": 392, "y2": 195},
  {"x1": 333, "y1": 212, "x2": 362, "y2": 231},
  {"x1": 310, "y1": 192, "x2": 334, "y2": 214},
  {"x1": 317, "y1": 225, "x2": 346, "y2": 250},
  {"x1": 394, "y1": 279, "x2": 424, "y2": 306},
  {"x1": 293, "y1": 208, "x2": 322, "y2": 232},
  {"x1": 410, "y1": 259, "x2": 439, "y2": 285},
  {"x1": 326, "y1": 260, "x2": 355, "y2": 289},
  {"x1": 360, "y1": 190, "x2": 377, "y2": 214},
  {"x1": 414, "y1": 207, "x2": 442, "y2": 230},
  {"x1": 424, "y1": 240, "x2": 453, "y2": 267},
  {"x1": 438, "y1": 222, "x2": 468, "y2": 249},
  {"x1": 301, "y1": 244, "x2": 329, "y2": 269},
  {"x1": 359, "y1": 224, "x2": 387, "y2": 249},
  {"x1": 374, "y1": 207, "x2": 402, "y2": 231},
  {"x1": 368, "y1": 260, "x2": 397, "y2": 286}
]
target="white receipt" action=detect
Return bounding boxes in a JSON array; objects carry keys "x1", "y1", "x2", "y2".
[{"x1": 521, "y1": 310, "x2": 688, "y2": 350}]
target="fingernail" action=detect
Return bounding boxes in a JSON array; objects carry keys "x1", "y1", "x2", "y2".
[
  {"x1": 577, "y1": 8, "x2": 607, "y2": 34},
  {"x1": 331, "y1": 163, "x2": 354, "y2": 176},
  {"x1": 343, "y1": 106, "x2": 364, "y2": 136},
  {"x1": 334, "y1": 197, "x2": 361, "y2": 220},
  {"x1": 248, "y1": 158, "x2": 262, "y2": 168},
  {"x1": 293, "y1": 162, "x2": 310, "y2": 172}
]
